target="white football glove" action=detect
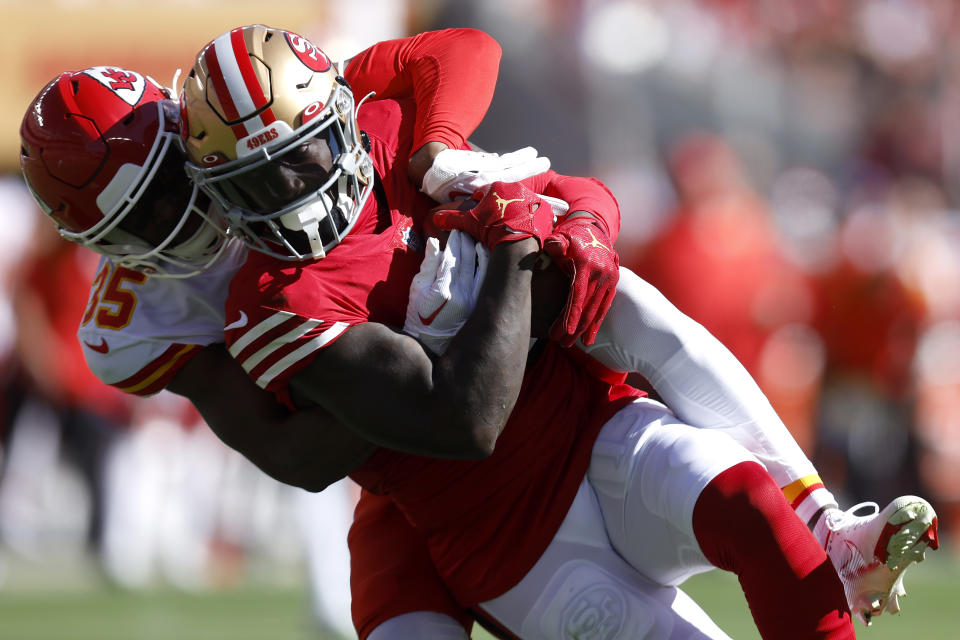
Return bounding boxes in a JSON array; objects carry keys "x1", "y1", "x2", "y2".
[
  {"x1": 404, "y1": 230, "x2": 489, "y2": 355},
  {"x1": 420, "y1": 147, "x2": 551, "y2": 203}
]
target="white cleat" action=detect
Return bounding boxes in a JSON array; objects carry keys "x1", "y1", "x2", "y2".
[{"x1": 814, "y1": 496, "x2": 939, "y2": 626}]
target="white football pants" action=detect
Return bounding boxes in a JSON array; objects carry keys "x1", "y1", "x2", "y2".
[
  {"x1": 475, "y1": 397, "x2": 754, "y2": 639},
  {"x1": 580, "y1": 267, "x2": 825, "y2": 505},
  {"x1": 405, "y1": 242, "x2": 835, "y2": 520}
]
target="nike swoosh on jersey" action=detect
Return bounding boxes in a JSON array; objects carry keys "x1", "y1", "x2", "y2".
[
  {"x1": 418, "y1": 300, "x2": 449, "y2": 326},
  {"x1": 83, "y1": 338, "x2": 110, "y2": 354},
  {"x1": 225, "y1": 311, "x2": 249, "y2": 331}
]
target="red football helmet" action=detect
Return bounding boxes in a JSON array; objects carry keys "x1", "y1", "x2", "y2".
[{"x1": 19, "y1": 66, "x2": 228, "y2": 277}]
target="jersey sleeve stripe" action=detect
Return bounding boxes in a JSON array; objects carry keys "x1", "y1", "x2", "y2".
[
  {"x1": 228, "y1": 310, "x2": 299, "y2": 356},
  {"x1": 238, "y1": 317, "x2": 323, "y2": 374},
  {"x1": 253, "y1": 321, "x2": 348, "y2": 389},
  {"x1": 115, "y1": 343, "x2": 203, "y2": 395}
]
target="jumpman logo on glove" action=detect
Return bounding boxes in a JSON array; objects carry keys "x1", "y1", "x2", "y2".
[
  {"x1": 581, "y1": 227, "x2": 612, "y2": 252},
  {"x1": 543, "y1": 216, "x2": 620, "y2": 347},
  {"x1": 493, "y1": 193, "x2": 524, "y2": 217},
  {"x1": 431, "y1": 182, "x2": 554, "y2": 250}
]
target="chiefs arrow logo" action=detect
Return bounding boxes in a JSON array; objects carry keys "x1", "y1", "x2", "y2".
[
  {"x1": 418, "y1": 300, "x2": 449, "y2": 326},
  {"x1": 83, "y1": 338, "x2": 110, "y2": 354},
  {"x1": 82, "y1": 67, "x2": 146, "y2": 106}
]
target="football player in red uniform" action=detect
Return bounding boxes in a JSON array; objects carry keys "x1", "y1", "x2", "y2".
[
  {"x1": 176, "y1": 24, "x2": 870, "y2": 639},
  {"x1": 17, "y1": 28, "x2": 552, "y2": 638},
  {"x1": 19, "y1": 29, "x2": 542, "y2": 487},
  {"x1": 20, "y1": 25, "x2": 936, "y2": 638}
]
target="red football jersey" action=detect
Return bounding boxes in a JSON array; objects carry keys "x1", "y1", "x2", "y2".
[
  {"x1": 349, "y1": 489, "x2": 475, "y2": 638},
  {"x1": 225, "y1": 98, "x2": 642, "y2": 604},
  {"x1": 345, "y1": 28, "x2": 501, "y2": 155}
]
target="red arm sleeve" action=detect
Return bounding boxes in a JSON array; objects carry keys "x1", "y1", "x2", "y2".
[
  {"x1": 344, "y1": 28, "x2": 501, "y2": 154},
  {"x1": 523, "y1": 170, "x2": 623, "y2": 243}
]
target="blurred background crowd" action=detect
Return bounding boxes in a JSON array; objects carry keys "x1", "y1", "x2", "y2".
[{"x1": 0, "y1": 0, "x2": 957, "y2": 637}]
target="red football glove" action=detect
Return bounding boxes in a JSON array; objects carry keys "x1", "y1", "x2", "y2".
[
  {"x1": 431, "y1": 181, "x2": 554, "y2": 250},
  {"x1": 543, "y1": 216, "x2": 619, "y2": 347}
]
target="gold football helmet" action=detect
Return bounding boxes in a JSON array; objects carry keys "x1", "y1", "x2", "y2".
[{"x1": 180, "y1": 24, "x2": 374, "y2": 260}]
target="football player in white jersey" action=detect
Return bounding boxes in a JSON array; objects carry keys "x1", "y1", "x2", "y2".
[{"x1": 21, "y1": 37, "x2": 937, "y2": 639}]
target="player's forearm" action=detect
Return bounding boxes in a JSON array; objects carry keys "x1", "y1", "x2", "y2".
[
  {"x1": 530, "y1": 260, "x2": 571, "y2": 335},
  {"x1": 401, "y1": 28, "x2": 501, "y2": 153},
  {"x1": 344, "y1": 28, "x2": 500, "y2": 154},
  {"x1": 528, "y1": 172, "x2": 622, "y2": 241},
  {"x1": 245, "y1": 407, "x2": 376, "y2": 491},
  {"x1": 170, "y1": 344, "x2": 375, "y2": 490},
  {"x1": 295, "y1": 238, "x2": 539, "y2": 459},
  {"x1": 432, "y1": 238, "x2": 539, "y2": 455},
  {"x1": 211, "y1": 408, "x2": 374, "y2": 492},
  {"x1": 408, "y1": 141, "x2": 448, "y2": 187}
]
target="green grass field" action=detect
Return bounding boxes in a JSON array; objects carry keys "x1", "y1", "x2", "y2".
[{"x1": 0, "y1": 551, "x2": 956, "y2": 639}]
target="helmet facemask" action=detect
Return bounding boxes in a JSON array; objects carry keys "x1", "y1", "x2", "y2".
[
  {"x1": 187, "y1": 81, "x2": 372, "y2": 260},
  {"x1": 96, "y1": 131, "x2": 230, "y2": 278}
]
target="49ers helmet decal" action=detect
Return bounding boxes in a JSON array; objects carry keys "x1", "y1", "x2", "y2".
[
  {"x1": 19, "y1": 66, "x2": 229, "y2": 278},
  {"x1": 181, "y1": 25, "x2": 374, "y2": 261}
]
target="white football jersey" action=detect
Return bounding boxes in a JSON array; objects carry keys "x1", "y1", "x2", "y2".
[{"x1": 77, "y1": 240, "x2": 247, "y2": 396}]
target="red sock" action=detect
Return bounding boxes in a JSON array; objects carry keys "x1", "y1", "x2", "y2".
[{"x1": 692, "y1": 462, "x2": 854, "y2": 639}]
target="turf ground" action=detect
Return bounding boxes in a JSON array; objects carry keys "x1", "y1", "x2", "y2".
[{"x1": 0, "y1": 551, "x2": 956, "y2": 639}]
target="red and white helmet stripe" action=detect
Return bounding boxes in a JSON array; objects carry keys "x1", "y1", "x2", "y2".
[{"x1": 204, "y1": 28, "x2": 278, "y2": 141}]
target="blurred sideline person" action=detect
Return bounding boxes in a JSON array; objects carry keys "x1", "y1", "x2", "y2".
[
  {"x1": 179, "y1": 24, "x2": 931, "y2": 639},
  {"x1": 18, "y1": 26, "x2": 936, "y2": 640},
  {"x1": 628, "y1": 132, "x2": 823, "y2": 452},
  {"x1": 1, "y1": 222, "x2": 129, "y2": 560},
  {"x1": 810, "y1": 207, "x2": 927, "y2": 504}
]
